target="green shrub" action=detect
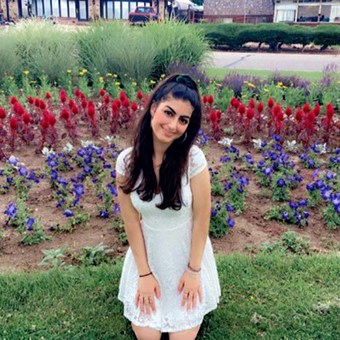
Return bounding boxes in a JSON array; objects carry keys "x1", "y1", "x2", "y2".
[{"x1": 314, "y1": 24, "x2": 340, "y2": 49}]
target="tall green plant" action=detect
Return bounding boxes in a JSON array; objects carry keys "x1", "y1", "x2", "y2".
[{"x1": 12, "y1": 19, "x2": 79, "y2": 84}]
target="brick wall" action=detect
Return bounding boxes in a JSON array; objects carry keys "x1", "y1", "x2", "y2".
[{"x1": 205, "y1": 0, "x2": 274, "y2": 17}]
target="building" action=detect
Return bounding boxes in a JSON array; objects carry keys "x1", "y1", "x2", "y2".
[
  {"x1": 204, "y1": 0, "x2": 274, "y2": 23},
  {"x1": 274, "y1": 0, "x2": 340, "y2": 24},
  {"x1": 0, "y1": 0, "x2": 167, "y2": 22}
]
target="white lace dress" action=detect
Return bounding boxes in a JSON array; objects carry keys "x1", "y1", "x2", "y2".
[{"x1": 116, "y1": 145, "x2": 221, "y2": 332}]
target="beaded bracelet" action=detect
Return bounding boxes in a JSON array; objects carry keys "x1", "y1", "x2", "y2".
[
  {"x1": 139, "y1": 271, "x2": 152, "y2": 278},
  {"x1": 188, "y1": 263, "x2": 201, "y2": 273}
]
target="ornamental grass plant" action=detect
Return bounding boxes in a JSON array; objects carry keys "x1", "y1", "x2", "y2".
[{"x1": 0, "y1": 31, "x2": 21, "y2": 81}]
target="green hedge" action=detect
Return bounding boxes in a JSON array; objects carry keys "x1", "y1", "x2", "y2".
[{"x1": 197, "y1": 23, "x2": 340, "y2": 50}]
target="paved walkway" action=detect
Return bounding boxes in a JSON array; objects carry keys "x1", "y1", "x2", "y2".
[{"x1": 210, "y1": 51, "x2": 340, "y2": 72}]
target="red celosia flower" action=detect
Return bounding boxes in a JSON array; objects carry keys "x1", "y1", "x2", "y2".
[
  {"x1": 28, "y1": 96, "x2": 34, "y2": 105},
  {"x1": 207, "y1": 95, "x2": 214, "y2": 105},
  {"x1": 295, "y1": 108, "x2": 303, "y2": 122},
  {"x1": 49, "y1": 114, "x2": 56, "y2": 127},
  {"x1": 81, "y1": 100, "x2": 87, "y2": 109},
  {"x1": 0, "y1": 107, "x2": 6, "y2": 119},
  {"x1": 131, "y1": 102, "x2": 138, "y2": 111},
  {"x1": 23, "y1": 113, "x2": 31, "y2": 125},
  {"x1": 257, "y1": 101, "x2": 264, "y2": 113},
  {"x1": 238, "y1": 103, "x2": 246, "y2": 115},
  {"x1": 39, "y1": 100, "x2": 46, "y2": 110},
  {"x1": 115, "y1": 99, "x2": 121, "y2": 109},
  {"x1": 276, "y1": 111, "x2": 284, "y2": 122},
  {"x1": 137, "y1": 91, "x2": 143, "y2": 101},
  {"x1": 210, "y1": 110, "x2": 217, "y2": 123},
  {"x1": 303, "y1": 102, "x2": 310, "y2": 114},
  {"x1": 40, "y1": 119, "x2": 49, "y2": 130},
  {"x1": 203, "y1": 95, "x2": 208, "y2": 104},
  {"x1": 10, "y1": 116, "x2": 18, "y2": 130},
  {"x1": 123, "y1": 98, "x2": 130, "y2": 108},
  {"x1": 10, "y1": 96, "x2": 18, "y2": 105},
  {"x1": 60, "y1": 90, "x2": 67, "y2": 103},
  {"x1": 88, "y1": 100, "x2": 94, "y2": 108},
  {"x1": 246, "y1": 107, "x2": 254, "y2": 120},
  {"x1": 111, "y1": 101, "x2": 118, "y2": 112},
  {"x1": 45, "y1": 92, "x2": 51, "y2": 99},
  {"x1": 313, "y1": 103, "x2": 320, "y2": 116},
  {"x1": 273, "y1": 104, "x2": 281, "y2": 117},
  {"x1": 68, "y1": 99, "x2": 75, "y2": 109},
  {"x1": 104, "y1": 95, "x2": 110, "y2": 105},
  {"x1": 267, "y1": 97, "x2": 274, "y2": 109},
  {"x1": 232, "y1": 98, "x2": 240, "y2": 109},
  {"x1": 35, "y1": 98, "x2": 40, "y2": 108},
  {"x1": 285, "y1": 106, "x2": 292, "y2": 117},
  {"x1": 13, "y1": 102, "x2": 20, "y2": 114},
  {"x1": 74, "y1": 89, "x2": 80, "y2": 97},
  {"x1": 249, "y1": 98, "x2": 255, "y2": 109},
  {"x1": 120, "y1": 91, "x2": 126, "y2": 101},
  {"x1": 216, "y1": 110, "x2": 222, "y2": 121},
  {"x1": 326, "y1": 103, "x2": 334, "y2": 120},
  {"x1": 307, "y1": 111, "x2": 315, "y2": 123},
  {"x1": 99, "y1": 89, "x2": 106, "y2": 97},
  {"x1": 61, "y1": 108, "x2": 70, "y2": 121},
  {"x1": 88, "y1": 106, "x2": 95, "y2": 118},
  {"x1": 43, "y1": 110, "x2": 50, "y2": 121},
  {"x1": 72, "y1": 106, "x2": 79, "y2": 115},
  {"x1": 80, "y1": 92, "x2": 86, "y2": 100}
]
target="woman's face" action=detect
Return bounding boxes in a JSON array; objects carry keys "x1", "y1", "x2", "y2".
[{"x1": 150, "y1": 96, "x2": 194, "y2": 147}]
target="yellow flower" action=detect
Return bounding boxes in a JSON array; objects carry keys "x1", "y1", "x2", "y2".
[
  {"x1": 243, "y1": 80, "x2": 249, "y2": 84},
  {"x1": 67, "y1": 69, "x2": 72, "y2": 74},
  {"x1": 29, "y1": 81, "x2": 36, "y2": 84},
  {"x1": 9, "y1": 76, "x2": 14, "y2": 80},
  {"x1": 247, "y1": 82, "x2": 255, "y2": 88},
  {"x1": 150, "y1": 80, "x2": 156, "y2": 84},
  {"x1": 277, "y1": 81, "x2": 283, "y2": 86},
  {"x1": 161, "y1": 74, "x2": 166, "y2": 78},
  {"x1": 106, "y1": 73, "x2": 112, "y2": 77},
  {"x1": 263, "y1": 88, "x2": 269, "y2": 92},
  {"x1": 282, "y1": 85, "x2": 287, "y2": 89},
  {"x1": 113, "y1": 74, "x2": 118, "y2": 78},
  {"x1": 82, "y1": 69, "x2": 88, "y2": 73},
  {"x1": 99, "y1": 77, "x2": 104, "y2": 83},
  {"x1": 79, "y1": 72, "x2": 84, "y2": 76},
  {"x1": 132, "y1": 82, "x2": 137, "y2": 87},
  {"x1": 23, "y1": 70, "x2": 30, "y2": 75},
  {"x1": 216, "y1": 83, "x2": 222, "y2": 87},
  {"x1": 115, "y1": 82, "x2": 121, "y2": 86},
  {"x1": 275, "y1": 85, "x2": 281, "y2": 89},
  {"x1": 241, "y1": 95, "x2": 247, "y2": 98}
]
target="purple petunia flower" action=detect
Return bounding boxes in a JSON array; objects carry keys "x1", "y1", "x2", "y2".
[
  {"x1": 111, "y1": 170, "x2": 116, "y2": 179},
  {"x1": 226, "y1": 204, "x2": 234, "y2": 212},
  {"x1": 263, "y1": 166, "x2": 273, "y2": 176},
  {"x1": 282, "y1": 211, "x2": 289, "y2": 220},
  {"x1": 113, "y1": 204, "x2": 120, "y2": 214},
  {"x1": 18, "y1": 167, "x2": 28, "y2": 176},
  {"x1": 228, "y1": 217, "x2": 235, "y2": 228},
  {"x1": 277, "y1": 179, "x2": 286, "y2": 187},
  {"x1": 84, "y1": 166, "x2": 92, "y2": 174},
  {"x1": 211, "y1": 209, "x2": 217, "y2": 217},
  {"x1": 74, "y1": 184, "x2": 84, "y2": 197},
  {"x1": 4, "y1": 203, "x2": 17, "y2": 218},
  {"x1": 306, "y1": 183, "x2": 315, "y2": 191},
  {"x1": 289, "y1": 201, "x2": 298, "y2": 210},
  {"x1": 100, "y1": 211, "x2": 109, "y2": 218},
  {"x1": 51, "y1": 170, "x2": 58, "y2": 180},
  {"x1": 26, "y1": 218, "x2": 35, "y2": 231},
  {"x1": 8, "y1": 156, "x2": 19, "y2": 166},
  {"x1": 298, "y1": 199, "x2": 308, "y2": 207},
  {"x1": 315, "y1": 179, "x2": 325, "y2": 190},
  {"x1": 303, "y1": 211, "x2": 310, "y2": 218},
  {"x1": 63, "y1": 210, "x2": 74, "y2": 217}
]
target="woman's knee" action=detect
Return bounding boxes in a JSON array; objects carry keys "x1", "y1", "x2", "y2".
[
  {"x1": 131, "y1": 323, "x2": 162, "y2": 340},
  {"x1": 168, "y1": 324, "x2": 201, "y2": 340}
]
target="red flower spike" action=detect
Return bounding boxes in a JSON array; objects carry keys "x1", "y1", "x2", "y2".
[
  {"x1": 267, "y1": 97, "x2": 274, "y2": 109},
  {"x1": 131, "y1": 102, "x2": 138, "y2": 111},
  {"x1": 45, "y1": 92, "x2": 51, "y2": 99},
  {"x1": 39, "y1": 100, "x2": 46, "y2": 110},
  {"x1": 72, "y1": 106, "x2": 79, "y2": 115},
  {"x1": 68, "y1": 99, "x2": 75, "y2": 109},
  {"x1": 49, "y1": 115, "x2": 56, "y2": 126},
  {"x1": 137, "y1": 90, "x2": 143, "y2": 101},
  {"x1": 74, "y1": 89, "x2": 80, "y2": 97},
  {"x1": 276, "y1": 111, "x2": 284, "y2": 122},
  {"x1": 18, "y1": 105, "x2": 25, "y2": 116},
  {"x1": 40, "y1": 119, "x2": 49, "y2": 130},
  {"x1": 34, "y1": 98, "x2": 40, "y2": 108},
  {"x1": 216, "y1": 110, "x2": 222, "y2": 121},
  {"x1": 88, "y1": 106, "x2": 95, "y2": 118},
  {"x1": 10, "y1": 116, "x2": 18, "y2": 130},
  {"x1": 303, "y1": 102, "x2": 310, "y2": 114},
  {"x1": 326, "y1": 103, "x2": 334, "y2": 120},
  {"x1": 0, "y1": 107, "x2": 7, "y2": 119},
  {"x1": 60, "y1": 90, "x2": 67, "y2": 103},
  {"x1": 249, "y1": 98, "x2": 255, "y2": 109},
  {"x1": 120, "y1": 91, "x2": 126, "y2": 101},
  {"x1": 115, "y1": 99, "x2": 121, "y2": 109},
  {"x1": 203, "y1": 95, "x2": 208, "y2": 104},
  {"x1": 246, "y1": 107, "x2": 254, "y2": 120},
  {"x1": 313, "y1": 103, "x2": 320, "y2": 116},
  {"x1": 257, "y1": 101, "x2": 264, "y2": 113},
  {"x1": 123, "y1": 98, "x2": 130, "y2": 108},
  {"x1": 111, "y1": 102, "x2": 118, "y2": 112},
  {"x1": 99, "y1": 89, "x2": 106, "y2": 97},
  {"x1": 28, "y1": 96, "x2": 34, "y2": 105},
  {"x1": 80, "y1": 92, "x2": 86, "y2": 100},
  {"x1": 273, "y1": 104, "x2": 281, "y2": 117},
  {"x1": 61, "y1": 108, "x2": 70, "y2": 121},
  {"x1": 210, "y1": 110, "x2": 217, "y2": 123},
  {"x1": 13, "y1": 102, "x2": 20, "y2": 114},
  {"x1": 232, "y1": 99, "x2": 240, "y2": 109},
  {"x1": 104, "y1": 95, "x2": 110, "y2": 105},
  {"x1": 81, "y1": 100, "x2": 87, "y2": 109},
  {"x1": 43, "y1": 110, "x2": 50, "y2": 121},
  {"x1": 238, "y1": 103, "x2": 246, "y2": 115},
  {"x1": 10, "y1": 96, "x2": 18, "y2": 105},
  {"x1": 207, "y1": 95, "x2": 214, "y2": 105},
  {"x1": 285, "y1": 106, "x2": 292, "y2": 117},
  {"x1": 295, "y1": 108, "x2": 303, "y2": 122},
  {"x1": 23, "y1": 113, "x2": 31, "y2": 125},
  {"x1": 307, "y1": 111, "x2": 315, "y2": 123}
]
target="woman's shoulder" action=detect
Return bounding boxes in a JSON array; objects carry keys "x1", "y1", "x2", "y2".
[
  {"x1": 116, "y1": 146, "x2": 133, "y2": 176},
  {"x1": 188, "y1": 144, "x2": 207, "y2": 179}
]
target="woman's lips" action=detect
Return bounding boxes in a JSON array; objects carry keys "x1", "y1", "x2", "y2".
[{"x1": 162, "y1": 127, "x2": 175, "y2": 137}]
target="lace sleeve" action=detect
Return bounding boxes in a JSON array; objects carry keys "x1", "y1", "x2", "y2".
[
  {"x1": 116, "y1": 147, "x2": 133, "y2": 176},
  {"x1": 189, "y1": 145, "x2": 207, "y2": 179}
]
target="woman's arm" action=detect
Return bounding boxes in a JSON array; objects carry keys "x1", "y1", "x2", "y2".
[
  {"x1": 116, "y1": 173, "x2": 151, "y2": 276},
  {"x1": 189, "y1": 166, "x2": 211, "y2": 270}
]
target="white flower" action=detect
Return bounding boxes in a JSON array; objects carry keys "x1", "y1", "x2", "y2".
[
  {"x1": 286, "y1": 140, "x2": 299, "y2": 153},
  {"x1": 62, "y1": 142, "x2": 74, "y2": 154},
  {"x1": 8, "y1": 155, "x2": 19, "y2": 166},
  {"x1": 81, "y1": 140, "x2": 95, "y2": 147},
  {"x1": 318, "y1": 143, "x2": 327, "y2": 154},
  {"x1": 218, "y1": 138, "x2": 233, "y2": 147},
  {"x1": 41, "y1": 147, "x2": 55, "y2": 157},
  {"x1": 252, "y1": 138, "x2": 263, "y2": 150},
  {"x1": 103, "y1": 136, "x2": 114, "y2": 145}
]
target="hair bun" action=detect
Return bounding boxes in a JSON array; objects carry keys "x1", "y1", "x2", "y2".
[{"x1": 175, "y1": 74, "x2": 196, "y2": 90}]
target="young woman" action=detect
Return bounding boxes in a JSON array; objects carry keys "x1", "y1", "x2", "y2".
[{"x1": 116, "y1": 74, "x2": 221, "y2": 340}]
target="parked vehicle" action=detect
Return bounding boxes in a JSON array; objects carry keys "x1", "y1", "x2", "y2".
[{"x1": 128, "y1": 6, "x2": 159, "y2": 25}]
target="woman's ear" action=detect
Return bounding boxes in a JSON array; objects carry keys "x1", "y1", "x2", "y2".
[{"x1": 150, "y1": 102, "x2": 156, "y2": 118}]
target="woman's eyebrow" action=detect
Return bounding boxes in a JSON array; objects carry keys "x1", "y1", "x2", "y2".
[{"x1": 165, "y1": 105, "x2": 191, "y2": 119}]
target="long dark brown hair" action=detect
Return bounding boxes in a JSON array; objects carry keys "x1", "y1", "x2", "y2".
[{"x1": 119, "y1": 74, "x2": 202, "y2": 210}]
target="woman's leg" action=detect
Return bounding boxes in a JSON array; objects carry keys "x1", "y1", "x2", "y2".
[
  {"x1": 131, "y1": 323, "x2": 162, "y2": 340},
  {"x1": 168, "y1": 324, "x2": 201, "y2": 340}
]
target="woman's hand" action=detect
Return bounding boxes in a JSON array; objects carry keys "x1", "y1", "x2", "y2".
[
  {"x1": 136, "y1": 274, "x2": 161, "y2": 316},
  {"x1": 177, "y1": 271, "x2": 202, "y2": 312}
]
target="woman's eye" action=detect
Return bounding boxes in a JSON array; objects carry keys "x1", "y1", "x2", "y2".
[
  {"x1": 165, "y1": 110, "x2": 173, "y2": 116},
  {"x1": 180, "y1": 119, "x2": 189, "y2": 125}
]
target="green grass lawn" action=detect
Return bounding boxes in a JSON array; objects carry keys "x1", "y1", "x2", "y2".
[
  {"x1": 1, "y1": 252, "x2": 340, "y2": 339},
  {"x1": 206, "y1": 68, "x2": 323, "y2": 82}
]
